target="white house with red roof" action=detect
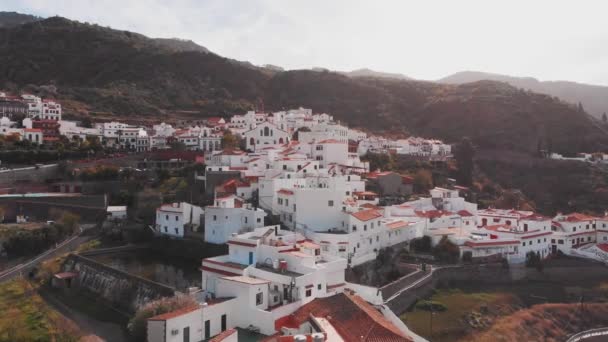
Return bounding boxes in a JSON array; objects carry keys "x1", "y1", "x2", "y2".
[
  {"x1": 23, "y1": 128, "x2": 43, "y2": 144},
  {"x1": 155, "y1": 202, "x2": 204, "y2": 238},
  {"x1": 551, "y1": 213, "x2": 598, "y2": 254},
  {"x1": 198, "y1": 226, "x2": 347, "y2": 335}
]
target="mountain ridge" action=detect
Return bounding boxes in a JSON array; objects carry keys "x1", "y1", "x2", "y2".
[
  {"x1": 439, "y1": 71, "x2": 608, "y2": 119},
  {"x1": 1, "y1": 15, "x2": 607, "y2": 155}
]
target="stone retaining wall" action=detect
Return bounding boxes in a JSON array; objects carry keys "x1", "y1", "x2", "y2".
[{"x1": 62, "y1": 253, "x2": 175, "y2": 313}]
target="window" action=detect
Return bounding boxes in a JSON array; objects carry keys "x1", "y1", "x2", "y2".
[
  {"x1": 551, "y1": 239, "x2": 555, "y2": 244},
  {"x1": 293, "y1": 204, "x2": 296, "y2": 211},
  {"x1": 166, "y1": 215, "x2": 169, "y2": 220},
  {"x1": 306, "y1": 289, "x2": 312, "y2": 297},
  {"x1": 318, "y1": 284, "x2": 322, "y2": 290},
  {"x1": 213, "y1": 215, "x2": 217, "y2": 221},
  {"x1": 364, "y1": 225, "x2": 367, "y2": 231},
  {"x1": 175, "y1": 215, "x2": 179, "y2": 221},
  {"x1": 175, "y1": 228, "x2": 178, "y2": 235},
  {"x1": 278, "y1": 198, "x2": 283, "y2": 205},
  {"x1": 558, "y1": 239, "x2": 564, "y2": 245},
  {"x1": 245, "y1": 217, "x2": 248, "y2": 224},
  {"x1": 573, "y1": 227, "x2": 577, "y2": 232},
  {"x1": 352, "y1": 225, "x2": 357, "y2": 231},
  {"x1": 256, "y1": 292, "x2": 263, "y2": 305},
  {"x1": 164, "y1": 226, "x2": 168, "y2": 233},
  {"x1": 285, "y1": 199, "x2": 289, "y2": 206},
  {"x1": 493, "y1": 218, "x2": 500, "y2": 223},
  {"x1": 328, "y1": 200, "x2": 334, "y2": 207},
  {"x1": 523, "y1": 242, "x2": 526, "y2": 246},
  {"x1": 315, "y1": 249, "x2": 320, "y2": 256},
  {"x1": 257, "y1": 218, "x2": 261, "y2": 223}
]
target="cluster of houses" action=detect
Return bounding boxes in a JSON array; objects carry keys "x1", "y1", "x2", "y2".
[{"x1": 144, "y1": 109, "x2": 608, "y2": 342}]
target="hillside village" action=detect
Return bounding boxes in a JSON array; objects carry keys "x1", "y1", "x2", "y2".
[{"x1": 2, "y1": 94, "x2": 608, "y2": 341}]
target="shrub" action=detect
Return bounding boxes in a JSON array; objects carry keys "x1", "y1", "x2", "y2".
[
  {"x1": 416, "y1": 300, "x2": 447, "y2": 312},
  {"x1": 128, "y1": 295, "x2": 197, "y2": 341},
  {"x1": 432, "y1": 236, "x2": 460, "y2": 263},
  {"x1": 411, "y1": 236, "x2": 432, "y2": 253}
]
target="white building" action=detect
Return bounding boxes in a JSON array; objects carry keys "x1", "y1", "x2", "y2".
[
  {"x1": 156, "y1": 202, "x2": 204, "y2": 238},
  {"x1": 22, "y1": 128, "x2": 43, "y2": 144},
  {"x1": 204, "y1": 195, "x2": 267, "y2": 244},
  {"x1": 551, "y1": 213, "x2": 597, "y2": 255},
  {"x1": 107, "y1": 206, "x2": 127, "y2": 220},
  {"x1": 243, "y1": 122, "x2": 290, "y2": 152}
]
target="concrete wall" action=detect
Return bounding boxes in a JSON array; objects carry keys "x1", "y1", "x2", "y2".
[
  {"x1": 0, "y1": 194, "x2": 106, "y2": 222},
  {"x1": 62, "y1": 253, "x2": 175, "y2": 313},
  {"x1": 386, "y1": 260, "x2": 608, "y2": 315},
  {"x1": 0, "y1": 164, "x2": 58, "y2": 183}
]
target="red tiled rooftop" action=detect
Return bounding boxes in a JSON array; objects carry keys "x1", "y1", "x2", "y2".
[
  {"x1": 277, "y1": 189, "x2": 294, "y2": 195},
  {"x1": 148, "y1": 306, "x2": 199, "y2": 321},
  {"x1": 457, "y1": 210, "x2": 474, "y2": 217},
  {"x1": 351, "y1": 209, "x2": 383, "y2": 221},
  {"x1": 275, "y1": 292, "x2": 411, "y2": 341}
]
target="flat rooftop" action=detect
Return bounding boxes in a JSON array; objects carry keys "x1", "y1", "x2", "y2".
[{"x1": 256, "y1": 264, "x2": 303, "y2": 277}]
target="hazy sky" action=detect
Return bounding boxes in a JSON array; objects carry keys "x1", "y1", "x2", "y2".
[{"x1": 5, "y1": 0, "x2": 608, "y2": 85}]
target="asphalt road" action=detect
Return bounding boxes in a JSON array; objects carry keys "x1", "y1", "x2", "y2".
[{"x1": 0, "y1": 225, "x2": 95, "y2": 283}]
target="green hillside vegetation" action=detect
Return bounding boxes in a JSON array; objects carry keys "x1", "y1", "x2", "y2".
[{"x1": 1, "y1": 16, "x2": 607, "y2": 155}]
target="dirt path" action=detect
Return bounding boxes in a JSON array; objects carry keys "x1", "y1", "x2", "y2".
[{"x1": 40, "y1": 290, "x2": 128, "y2": 342}]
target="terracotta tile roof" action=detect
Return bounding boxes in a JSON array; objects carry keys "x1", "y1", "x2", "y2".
[
  {"x1": 354, "y1": 191, "x2": 379, "y2": 197},
  {"x1": 457, "y1": 210, "x2": 474, "y2": 217},
  {"x1": 148, "y1": 305, "x2": 199, "y2": 321},
  {"x1": 275, "y1": 292, "x2": 411, "y2": 341},
  {"x1": 360, "y1": 203, "x2": 381, "y2": 210},
  {"x1": 351, "y1": 209, "x2": 383, "y2": 222},
  {"x1": 561, "y1": 213, "x2": 597, "y2": 222},
  {"x1": 317, "y1": 139, "x2": 344, "y2": 144},
  {"x1": 386, "y1": 220, "x2": 409, "y2": 229},
  {"x1": 53, "y1": 272, "x2": 77, "y2": 279},
  {"x1": 277, "y1": 189, "x2": 294, "y2": 195}
]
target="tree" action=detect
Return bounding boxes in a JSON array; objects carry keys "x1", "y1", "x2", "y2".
[
  {"x1": 413, "y1": 169, "x2": 433, "y2": 193},
  {"x1": 454, "y1": 137, "x2": 475, "y2": 186},
  {"x1": 58, "y1": 211, "x2": 80, "y2": 235},
  {"x1": 432, "y1": 236, "x2": 460, "y2": 263},
  {"x1": 292, "y1": 126, "x2": 311, "y2": 141},
  {"x1": 362, "y1": 152, "x2": 393, "y2": 172},
  {"x1": 221, "y1": 130, "x2": 238, "y2": 149}
]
